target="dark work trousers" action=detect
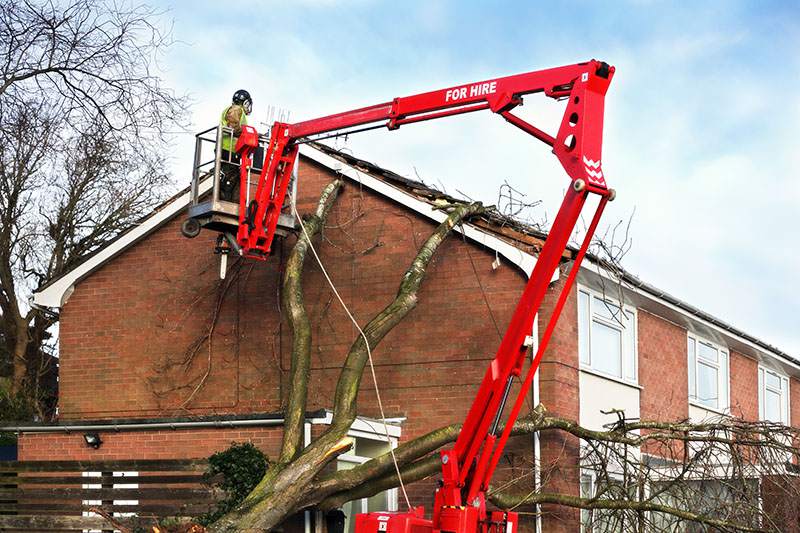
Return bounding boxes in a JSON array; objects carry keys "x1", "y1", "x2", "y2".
[{"x1": 219, "y1": 149, "x2": 240, "y2": 202}]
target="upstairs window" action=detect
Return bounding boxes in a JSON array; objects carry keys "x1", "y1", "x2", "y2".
[
  {"x1": 687, "y1": 334, "x2": 729, "y2": 411},
  {"x1": 578, "y1": 287, "x2": 637, "y2": 383},
  {"x1": 758, "y1": 366, "x2": 790, "y2": 424}
]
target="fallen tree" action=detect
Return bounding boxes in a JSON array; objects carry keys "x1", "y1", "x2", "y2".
[{"x1": 158, "y1": 179, "x2": 799, "y2": 532}]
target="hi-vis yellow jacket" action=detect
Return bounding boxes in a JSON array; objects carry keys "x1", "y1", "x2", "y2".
[{"x1": 219, "y1": 104, "x2": 248, "y2": 152}]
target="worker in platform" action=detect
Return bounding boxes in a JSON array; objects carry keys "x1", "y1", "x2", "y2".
[{"x1": 219, "y1": 89, "x2": 253, "y2": 201}]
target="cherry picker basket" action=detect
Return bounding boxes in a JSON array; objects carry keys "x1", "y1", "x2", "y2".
[{"x1": 182, "y1": 125, "x2": 297, "y2": 244}]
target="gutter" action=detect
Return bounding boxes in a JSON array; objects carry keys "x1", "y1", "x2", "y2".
[
  {"x1": 623, "y1": 273, "x2": 800, "y2": 368},
  {"x1": 0, "y1": 418, "x2": 286, "y2": 434},
  {"x1": 582, "y1": 256, "x2": 800, "y2": 369},
  {"x1": 0, "y1": 410, "x2": 327, "y2": 434}
]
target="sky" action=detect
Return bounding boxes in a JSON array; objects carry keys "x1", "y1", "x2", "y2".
[{"x1": 153, "y1": 0, "x2": 800, "y2": 355}]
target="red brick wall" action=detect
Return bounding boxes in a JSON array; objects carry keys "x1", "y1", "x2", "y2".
[
  {"x1": 637, "y1": 311, "x2": 688, "y2": 460},
  {"x1": 19, "y1": 427, "x2": 284, "y2": 461},
  {"x1": 729, "y1": 350, "x2": 758, "y2": 421},
  {"x1": 638, "y1": 310, "x2": 688, "y2": 422},
  {"x1": 55, "y1": 158, "x2": 527, "y2": 424},
  {"x1": 537, "y1": 273, "x2": 581, "y2": 532}
]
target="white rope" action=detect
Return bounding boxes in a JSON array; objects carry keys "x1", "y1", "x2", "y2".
[{"x1": 291, "y1": 200, "x2": 413, "y2": 511}]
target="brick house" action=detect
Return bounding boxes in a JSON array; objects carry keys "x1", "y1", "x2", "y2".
[{"x1": 24, "y1": 143, "x2": 799, "y2": 531}]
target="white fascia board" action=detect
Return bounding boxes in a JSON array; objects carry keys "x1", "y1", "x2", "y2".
[
  {"x1": 32, "y1": 179, "x2": 213, "y2": 308},
  {"x1": 299, "y1": 145, "x2": 541, "y2": 278},
  {"x1": 309, "y1": 410, "x2": 402, "y2": 438},
  {"x1": 581, "y1": 262, "x2": 800, "y2": 373}
]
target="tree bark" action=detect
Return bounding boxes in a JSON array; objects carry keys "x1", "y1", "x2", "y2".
[
  {"x1": 279, "y1": 179, "x2": 344, "y2": 463},
  {"x1": 12, "y1": 318, "x2": 29, "y2": 393}
]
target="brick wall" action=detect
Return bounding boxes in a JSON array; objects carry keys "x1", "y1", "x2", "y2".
[
  {"x1": 19, "y1": 427, "x2": 284, "y2": 461},
  {"x1": 729, "y1": 350, "x2": 759, "y2": 421},
  {"x1": 637, "y1": 310, "x2": 689, "y2": 460},
  {"x1": 536, "y1": 272, "x2": 581, "y2": 532},
  {"x1": 638, "y1": 310, "x2": 688, "y2": 422}
]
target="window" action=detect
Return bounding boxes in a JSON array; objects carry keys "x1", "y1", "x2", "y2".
[
  {"x1": 578, "y1": 287, "x2": 637, "y2": 383},
  {"x1": 650, "y1": 478, "x2": 758, "y2": 532},
  {"x1": 758, "y1": 366, "x2": 790, "y2": 424},
  {"x1": 338, "y1": 434, "x2": 398, "y2": 532},
  {"x1": 580, "y1": 471, "x2": 639, "y2": 532},
  {"x1": 687, "y1": 334, "x2": 729, "y2": 411}
]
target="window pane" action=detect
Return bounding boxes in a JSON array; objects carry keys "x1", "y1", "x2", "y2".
[
  {"x1": 688, "y1": 337, "x2": 696, "y2": 398},
  {"x1": 765, "y1": 389, "x2": 782, "y2": 422},
  {"x1": 719, "y1": 352, "x2": 728, "y2": 410},
  {"x1": 765, "y1": 371, "x2": 781, "y2": 390},
  {"x1": 698, "y1": 341, "x2": 718, "y2": 363},
  {"x1": 580, "y1": 474, "x2": 593, "y2": 530},
  {"x1": 579, "y1": 291, "x2": 590, "y2": 365},
  {"x1": 624, "y1": 310, "x2": 636, "y2": 381},
  {"x1": 356, "y1": 438, "x2": 391, "y2": 458},
  {"x1": 342, "y1": 500, "x2": 356, "y2": 533},
  {"x1": 697, "y1": 362, "x2": 719, "y2": 409},
  {"x1": 591, "y1": 320, "x2": 622, "y2": 377},
  {"x1": 593, "y1": 296, "x2": 620, "y2": 322},
  {"x1": 783, "y1": 378, "x2": 790, "y2": 424}
]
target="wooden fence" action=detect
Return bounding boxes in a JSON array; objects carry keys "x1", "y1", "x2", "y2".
[{"x1": 0, "y1": 459, "x2": 221, "y2": 531}]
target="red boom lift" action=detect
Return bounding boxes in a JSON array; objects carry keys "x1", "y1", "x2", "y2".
[{"x1": 201, "y1": 60, "x2": 615, "y2": 533}]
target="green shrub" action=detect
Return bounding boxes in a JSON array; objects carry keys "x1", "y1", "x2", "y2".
[{"x1": 199, "y1": 442, "x2": 269, "y2": 525}]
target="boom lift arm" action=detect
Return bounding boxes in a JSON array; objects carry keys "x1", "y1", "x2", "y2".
[{"x1": 232, "y1": 60, "x2": 615, "y2": 533}]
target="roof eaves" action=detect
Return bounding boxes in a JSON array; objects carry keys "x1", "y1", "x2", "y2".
[{"x1": 32, "y1": 178, "x2": 213, "y2": 307}]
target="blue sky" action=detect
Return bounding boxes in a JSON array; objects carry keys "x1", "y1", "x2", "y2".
[{"x1": 156, "y1": 0, "x2": 800, "y2": 355}]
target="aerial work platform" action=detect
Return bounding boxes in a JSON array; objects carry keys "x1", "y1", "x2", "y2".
[{"x1": 182, "y1": 124, "x2": 297, "y2": 248}]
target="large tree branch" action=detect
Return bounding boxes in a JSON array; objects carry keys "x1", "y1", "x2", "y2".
[
  {"x1": 279, "y1": 179, "x2": 344, "y2": 463},
  {"x1": 329, "y1": 202, "x2": 485, "y2": 433},
  {"x1": 319, "y1": 454, "x2": 442, "y2": 511},
  {"x1": 312, "y1": 406, "x2": 792, "y2": 532},
  {"x1": 210, "y1": 202, "x2": 485, "y2": 532},
  {"x1": 312, "y1": 423, "x2": 461, "y2": 497},
  {"x1": 488, "y1": 491, "x2": 765, "y2": 533}
]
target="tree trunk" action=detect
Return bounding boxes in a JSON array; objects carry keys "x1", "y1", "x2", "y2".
[
  {"x1": 280, "y1": 179, "x2": 344, "y2": 463},
  {"x1": 12, "y1": 318, "x2": 29, "y2": 394}
]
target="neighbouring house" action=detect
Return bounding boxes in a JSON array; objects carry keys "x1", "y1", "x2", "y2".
[{"x1": 22, "y1": 142, "x2": 800, "y2": 532}]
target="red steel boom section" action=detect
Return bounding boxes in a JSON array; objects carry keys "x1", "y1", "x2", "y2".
[{"x1": 234, "y1": 60, "x2": 615, "y2": 533}]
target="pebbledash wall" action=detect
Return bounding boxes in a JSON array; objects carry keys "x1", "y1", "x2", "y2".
[{"x1": 27, "y1": 145, "x2": 800, "y2": 532}]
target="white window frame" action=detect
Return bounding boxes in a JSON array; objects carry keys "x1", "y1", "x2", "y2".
[
  {"x1": 333, "y1": 420, "x2": 400, "y2": 532},
  {"x1": 578, "y1": 285, "x2": 638, "y2": 385},
  {"x1": 687, "y1": 333, "x2": 730, "y2": 413},
  {"x1": 758, "y1": 366, "x2": 790, "y2": 425},
  {"x1": 580, "y1": 469, "x2": 642, "y2": 532}
]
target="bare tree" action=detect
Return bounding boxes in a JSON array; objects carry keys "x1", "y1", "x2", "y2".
[{"x1": 0, "y1": 0, "x2": 187, "y2": 417}]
